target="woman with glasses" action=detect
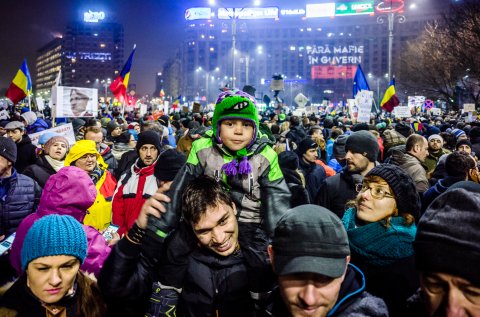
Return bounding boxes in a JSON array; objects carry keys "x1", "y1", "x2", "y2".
[
  {"x1": 64, "y1": 140, "x2": 117, "y2": 231},
  {"x1": 342, "y1": 164, "x2": 421, "y2": 316}
]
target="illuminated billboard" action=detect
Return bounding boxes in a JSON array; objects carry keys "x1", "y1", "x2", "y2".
[
  {"x1": 305, "y1": 3, "x2": 336, "y2": 18},
  {"x1": 376, "y1": 0, "x2": 404, "y2": 13},
  {"x1": 280, "y1": 8, "x2": 306, "y2": 16},
  {"x1": 306, "y1": 44, "x2": 364, "y2": 66},
  {"x1": 185, "y1": 7, "x2": 212, "y2": 20},
  {"x1": 336, "y1": 1, "x2": 374, "y2": 16},
  {"x1": 311, "y1": 65, "x2": 357, "y2": 79},
  {"x1": 84, "y1": 10, "x2": 105, "y2": 23},
  {"x1": 217, "y1": 7, "x2": 279, "y2": 19}
]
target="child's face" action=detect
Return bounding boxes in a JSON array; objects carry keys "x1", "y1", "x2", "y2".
[{"x1": 219, "y1": 119, "x2": 255, "y2": 152}]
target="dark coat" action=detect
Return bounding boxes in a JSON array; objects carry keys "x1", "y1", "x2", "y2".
[
  {"x1": 285, "y1": 126, "x2": 307, "y2": 147},
  {"x1": 315, "y1": 168, "x2": 363, "y2": 218},
  {"x1": 0, "y1": 274, "x2": 80, "y2": 317},
  {"x1": 114, "y1": 150, "x2": 138, "y2": 180},
  {"x1": 269, "y1": 264, "x2": 389, "y2": 317},
  {"x1": 100, "y1": 143, "x2": 118, "y2": 174},
  {"x1": 350, "y1": 251, "x2": 419, "y2": 317},
  {"x1": 98, "y1": 227, "x2": 253, "y2": 317},
  {"x1": 0, "y1": 170, "x2": 41, "y2": 236},
  {"x1": 14, "y1": 135, "x2": 37, "y2": 174},
  {"x1": 280, "y1": 168, "x2": 310, "y2": 207},
  {"x1": 298, "y1": 159, "x2": 327, "y2": 202},
  {"x1": 22, "y1": 155, "x2": 56, "y2": 188}
]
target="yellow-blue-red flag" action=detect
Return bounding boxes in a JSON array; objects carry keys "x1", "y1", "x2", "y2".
[
  {"x1": 6, "y1": 59, "x2": 32, "y2": 105},
  {"x1": 381, "y1": 78, "x2": 400, "y2": 112},
  {"x1": 110, "y1": 45, "x2": 136, "y2": 102}
]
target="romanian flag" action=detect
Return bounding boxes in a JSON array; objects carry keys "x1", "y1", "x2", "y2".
[
  {"x1": 381, "y1": 78, "x2": 400, "y2": 112},
  {"x1": 110, "y1": 45, "x2": 136, "y2": 103},
  {"x1": 6, "y1": 59, "x2": 32, "y2": 105},
  {"x1": 159, "y1": 89, "x2": 165, "y2": 97}
]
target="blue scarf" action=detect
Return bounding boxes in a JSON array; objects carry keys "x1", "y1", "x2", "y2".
[{"x1": 342, "y1": 207, "x2": 416, "y2": 266}]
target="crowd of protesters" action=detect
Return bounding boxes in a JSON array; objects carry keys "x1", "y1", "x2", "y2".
[{"x1": 1, "y1": 91, "x2": 480, "y2": 317}]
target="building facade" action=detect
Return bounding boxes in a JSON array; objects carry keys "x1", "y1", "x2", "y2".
[
  {"x1": 35, "y1": 11, "x2": 124, "y2": 99},
  {"x1": 180, "y1": 1, "x2": 449, "y2": 105}
]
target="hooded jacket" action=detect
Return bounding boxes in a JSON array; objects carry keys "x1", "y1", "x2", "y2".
[
  {"x1": 390, "y1": 149, "x2": 429, "y2": 193},
  {"x1": 21, "y1": 111, "x2": 49, "y2": 134},
  {"x1": 65, "y1": 140, "x2": 117, "y2": 231},
  {"x1": 159, "y1": 130, "x2": 291, "y2": 236},
  {"x1": 9, "y1": 166, "x2": 112, "y2": 277},
  {"x1": 269, "y1": 264, "x2": 388, "y2": 317}
]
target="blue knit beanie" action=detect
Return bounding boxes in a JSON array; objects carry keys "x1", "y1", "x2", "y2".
[{"x1": 21, "y1": 214, "x2": 87, "y2": 271}]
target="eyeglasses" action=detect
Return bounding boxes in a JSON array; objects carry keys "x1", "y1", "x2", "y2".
[
  {"x1": 356, "y1": 183, "x2": 394, "y2": 200},
  {"x1": 77, "y1": 153, "x2": 97, "y2": 161}
]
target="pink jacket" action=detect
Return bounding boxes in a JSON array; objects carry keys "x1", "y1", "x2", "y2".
[{"x1": 10, "y1": 166, "x2": 112, "y2": 276}]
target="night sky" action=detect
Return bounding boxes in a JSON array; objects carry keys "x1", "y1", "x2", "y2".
[{"x1": 0, "y1": 0, "x2": 187, "y2": 95}]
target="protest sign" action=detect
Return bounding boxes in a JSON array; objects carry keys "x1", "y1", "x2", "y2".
[
  {"x1": 56, "y1": 86, "x2": 98, "y2": 118},
  {"x1": 394, "y1": 106, "x2": 411, "y2": 118},
  {"x1": 355, "y1": 90, "x2": 373, "y2": 123},
  {"x1": 29, "y1": 123, "x2": 76, "y2": 147}
]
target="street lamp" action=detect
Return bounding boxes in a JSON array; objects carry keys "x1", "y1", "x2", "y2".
[
  {"x1": 376, "y1": 0, "x2": 406, "y2": 81},
  {"x1": 196, "y1": 67, "x2": 220, "y2": 103}
]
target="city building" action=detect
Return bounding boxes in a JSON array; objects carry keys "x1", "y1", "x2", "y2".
[
  {"x1": 180, "y1": 0, "x2": 450, "y2": 106},
  {"x1": 35, "y1": 10, "x2": 124, "y2": 99}
]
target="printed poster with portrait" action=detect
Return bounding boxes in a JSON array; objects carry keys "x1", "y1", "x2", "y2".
[{"x1": 56, "y1": 86, "x2": 98, "y2": 118}]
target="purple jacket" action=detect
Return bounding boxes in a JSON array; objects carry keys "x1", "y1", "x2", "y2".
[{"x1": 10, "y1": 166, "x2": 112, "y2": 276}]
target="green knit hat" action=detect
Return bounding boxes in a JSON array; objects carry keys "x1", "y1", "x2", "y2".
[{"x1": 212, "y1": 90, "x2": 259, "y2": 149}]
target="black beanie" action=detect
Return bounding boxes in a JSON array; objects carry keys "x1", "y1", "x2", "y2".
[
  {"x1": 278, "y1": 151, "x2": 299, "y2": 170},
  {"x1": 414, "y1": 188, "x2": 480, "y2": 286},
  {"x1": 456, "y1": 139, "x2": 472, "y2": 151},
  {"x1": 469, "y1": 127, "x2": 480, "y2": 139},
  {"x1": 365, "y1": 164, "x2": 421, "y2": 219},
  {"x1": 136, "y1": 131, "x2": 162, "y2": 153},
  {"x1": 296, "y1": 137, "x2": 318, "y2": 156},
  {"x1": 395, "y1": 121, "x2": 413, "y2": 138},
  {"x1": 333, "y1": 134, "x2": 348, "y2": 160},
  {"x1": 154, "y1": 149, "x2": 186, "y2": 181},
  {"x1": 352, "y1": 122, "x2": 369, "y2": 132},
  {"x1": 345, "y1": 130, "x2": 379, "y2": 162},
  {"x1": 0, "y1": 136, "x2": 17, "y2": 163}
]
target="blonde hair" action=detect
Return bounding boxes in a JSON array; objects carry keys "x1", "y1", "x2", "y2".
[{"x1": 280, "y1": 121, "x2": 290, "y2": 133}]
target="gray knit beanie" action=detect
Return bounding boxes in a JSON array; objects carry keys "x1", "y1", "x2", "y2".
[{"x1": 414, "y1": 188, "x2": 480, "y2": 286}]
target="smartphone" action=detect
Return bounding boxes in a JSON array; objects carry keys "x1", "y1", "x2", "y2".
[
  {"x1": 0, "y1": 232, "x2": 16, "y2": 256},
  {"x1": 102, "y1": 224, "x2": 120, "y2": 241}
]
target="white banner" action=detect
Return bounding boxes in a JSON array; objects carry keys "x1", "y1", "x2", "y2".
[
  {"x1": 35, "y1": 97, "x2": 45, "y2": 111},
  {"x1": 408, "y1": 96, "x2": 425, "y2": 110},
  {"x1": 394, "y1": 106, "x2": 411, "y2": 118},
  {"x1": 355, "y1": 90, "x2": 373, "y2": 123},
  {"x1": 464, "y1": 103, "x2": 476, "y2": 112},
  {"x1": 56, "y1": 86, "x2": 98, "y2": 118},
  {"x1": 29, "y1": 123, "x2": 76, "y2": 147}
]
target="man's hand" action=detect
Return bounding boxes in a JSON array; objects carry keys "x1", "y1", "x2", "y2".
[{"x1": 136, "y1": 191, "x2": 171, "y2": 229}]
